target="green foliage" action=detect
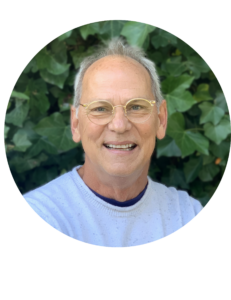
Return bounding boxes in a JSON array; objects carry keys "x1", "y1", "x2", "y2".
[{"x1": 4, "y1": 20, "x2": 230, "y2": 207}]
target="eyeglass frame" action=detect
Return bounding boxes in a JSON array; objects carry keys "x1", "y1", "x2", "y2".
[{"x1": 77, "y1": 98, "x2": 156, "y2": 124}]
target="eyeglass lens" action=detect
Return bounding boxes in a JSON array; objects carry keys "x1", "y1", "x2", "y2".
[{"x1": 87, "y1": 99, "x2": 153, "y2": 125}]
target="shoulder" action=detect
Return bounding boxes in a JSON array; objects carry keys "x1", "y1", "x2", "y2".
[
  {"x1": 23, "y1": 167, "x2": 80, "y2": 231},
  {"x1": 148, "y1": 178, "x2": 203, "y2": 219}
]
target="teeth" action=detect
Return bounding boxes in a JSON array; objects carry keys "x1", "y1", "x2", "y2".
[{"x1": 105, "y1": 143, "x2": 136, "y2": 149}]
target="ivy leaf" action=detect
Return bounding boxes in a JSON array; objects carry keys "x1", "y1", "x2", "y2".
[
  {"x1": 12, "y1": 130, "x2": 32, "y2": 152},
  {"x1": 40, "y1": 69, "x2": 69, "y2": 89},
  {"x1": 30, "y1": 94, "x2": 50, "y2": 114},
  {"x1": 166, "y1": 90, "x2": 196, "y2": 116},
  {"x1": 161, "y1": 74, "x2": 194, "y2": 94},
  {"x1": 23, "y1": 59, "x2": 38, "y2": 74},
  {"x1": 214, "y1": 92, "x2": 228, "y2": 113},
  {"x1": 11, "y1": 91, "x2": 29, "y2": 100},
  {"x1": 164, "y1": 56, "x2": 187, "y2": 76},
  {"x1": 167, "y1": 112, "x2": 209, "y2": 156},
  {"x1": 183, "y1": 156, "x2": 203, "y2": 183},
  {"x1": 7, "y1": 100, "x2": 12, "y2": 111},
  {"x1": 27, "y1": 136, "x2": 58, "y2": 157},
  {"x1": 198, "y1": 163, "x2": 220, "y2": 182},
  {"x1": 58, "y1": 30, "x2": 73, "y2": 41},
  {"x1": 156, "y1": 135, "x2": 182, "y2": 157},
  {"x1": 50, "y1": 39, "x2": 68, "y2": 64},
  {"x1": 5, "y1": 101, "x2": 29, "y2": 127},
  {"x1": 26, "y1": 78, "x2": 48, "y2": 95},
  {"x1": 204, "y1": 118, "x2": 231, "y2": 144},
  {"x1": 199, "y1": 102, "x2": 224, "y2": 125},
  {"x1": 99, "y1": 20, "x2": 125, "y2": 39},
  {"x1": 121, "y1": 21, "x2": 155, "y2": 47},
  {"x1": 162, "y1": 75, "x2": 196, "y2": 116},
  {"x1": 193, "y1": 84, "x2": 213, "y2": 102},
  {"x1": 210, "y1": 141, "x2": 230, "y2": 159},
  {"x1": 186, "y1": 55, "x2": 210, "y2": 78},
  {"x1": 4, "y1": 125, "x2": 10, "y2": 139},
  {"x1": 79, "y1": 22, "x2": 97, "y2": 40},
  {"x1": 33, "y1": 112, "x2": 76, "y2": 151},
  {"x1": 161, "y1": 168, "x2": 189, "y2": 189},
  {"x1": 70, "y1": 47, "x2": 95, "y2": 69},
  {"x1": 151, "y1": 29, "x2": 177, "y2": 49},
  {"x1": 177, "y1": 39, "x2": 194, "y2": 58},
  {"x1": 202, "y1": 154, "x2": 215, "y2": 166},
  {"x1": 10, "y1": 153, "x2": 48, "y2": 173},
  {"x1": 36, "y1": 48, "x2": 70, "y2": 75}
]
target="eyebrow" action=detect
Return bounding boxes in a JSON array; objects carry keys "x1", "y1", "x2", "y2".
[{"x1": 88, "y1": 96, "x2": 153, "y2": 102}]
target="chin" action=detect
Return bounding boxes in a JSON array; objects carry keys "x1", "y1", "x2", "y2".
[{"x1": 104, "y1": 164, "x2": 141, "y2": 178}]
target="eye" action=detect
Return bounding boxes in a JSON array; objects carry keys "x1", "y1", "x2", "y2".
[
  {"x1": 131, "y1": 105, "x2": 142, "y2": 110},
  {"x1": 94, "y1": 107, "x2": 106, "y2": 112}
]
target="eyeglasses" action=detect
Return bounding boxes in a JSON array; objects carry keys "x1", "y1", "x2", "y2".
[{"x1": 78, "y1": 98, "x2": 156, "y2": 125}]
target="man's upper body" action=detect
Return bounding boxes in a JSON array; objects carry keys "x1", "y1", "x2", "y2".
[
  {"x1": 23, "y1": 38, "x2": 203, "y2": 246},
  {"x1": 24, "y1": 166, "x2": 202, "y2": 247}
]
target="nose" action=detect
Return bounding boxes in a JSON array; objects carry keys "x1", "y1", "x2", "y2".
[
  {"x1": 110, "y1": 105, "x2": 129, "y2": 130},
  {"x1": 113, "y1": 105, "x2": 127, "y2": 119}
]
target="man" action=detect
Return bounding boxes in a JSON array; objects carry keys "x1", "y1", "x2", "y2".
[{"x1": 24, "y1": 38, "x2": 202, "y2": 247}]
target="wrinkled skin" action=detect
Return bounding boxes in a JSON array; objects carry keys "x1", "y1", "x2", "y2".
[{"x1": 71, "y1": 55, "x2": 167, "y2": 201}]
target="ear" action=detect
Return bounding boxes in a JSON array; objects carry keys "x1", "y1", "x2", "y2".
[
  {"x1": 156, "y1": 100, "x2": 168, "y2": 140},
  {"x1": 71, "y1": 105, "x2": 81, "y2": 143}
]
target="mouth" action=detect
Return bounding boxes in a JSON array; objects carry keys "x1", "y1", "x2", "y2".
[
  {"x1": 103, "y1": 143, "x2": 137, "y2": 151},
  {"x1": 103, "y1": 144, "x2": 137, "y2": 154}
]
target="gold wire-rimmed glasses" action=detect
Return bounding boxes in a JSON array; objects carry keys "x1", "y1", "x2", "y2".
[{"x1": 78, "y1": 98, "x2": 156, "y2": 125}]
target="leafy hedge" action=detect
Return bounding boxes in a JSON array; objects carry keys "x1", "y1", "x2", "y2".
[{"x1": 4, "y1": 20, "x2": 231, "y2": 206}]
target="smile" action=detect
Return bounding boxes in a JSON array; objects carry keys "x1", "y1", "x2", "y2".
[
  {"x1": 104, "y1": 143, "x2": 137, "y2": 151},
  {"x1": 103, "y1": 145, "x2": 138, "y2": 155}
]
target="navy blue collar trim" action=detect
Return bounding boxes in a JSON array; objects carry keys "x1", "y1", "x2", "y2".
[{"x1": 89, "y1": 184, "x2": 148, "y2": 207}]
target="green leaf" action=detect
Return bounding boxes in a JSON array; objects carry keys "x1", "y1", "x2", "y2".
[
  {"x1": 151, "y1": 29, "x2": 177, "y2": 49},
  {"x1": 161, "y1": 74, "x2": 194, "y2": 94},
  {"x1": 10, "y1": 153, "x2": 48, "y2": 173},
  {"x1": 199, "y1": 102, "x2": 224, "y2": 125},
  {"x1": 35, "y1": 48, "x2": 70, "y2": 75},
  {"x1": 12, "y1": 130, "x2": 32, "y2": 152},
  {"x1": 177, "y1": 39, "x2": 194, "y2": 58},
  {"x1": 5, "y1": 101, "x2": 29, "y2": 127},
  {"x1": 33, "y1": 112, "x2": 77, "y2": 151},
  {"x1": 7, "y1": 100, "x2": 12, "y2": 111},
  {"x1": 198, "y1": 163, "x2": 220, "y2": 182},
  {"x1": 50, "y1": 39, "x2": 68, "y2": 64},
  {"x1": 4, "y1": 125, "x2": 10, "y2": 139},
  {"x1": 164, "y1": 57, "x2": 187, "y2": 76},
  {"x1": 27, "y1": 136, "x2": 58, "y2": 157},
  {"x1": 156, "y1": 135, "x2": 181, "y2": 157},
  {"x1": 121, "y1": 21, "x2": 155, "y2": 47},
  {"x1": 173, "y1": 131, "x2": 209, "y2": 156},
  {"x1": 79, "y1": 24, "x2": 98, "y2": 40},
  {"x1": 11, "y1": 91, "x2": 29, "y2": 100},
  {"x1": 23, "y1": 59, "x2": 38, "y2": 74},
  {"x1": 161, "y1": 168, "x2": 189, "y2": 189},
  {"x1": 166, "y1": 90, "x2": 196, "y2": 116},
  {"x1": 99, "y1": 20, "x2": 125, "y2": 39},
  {"x1": 58, "y1": 30, "x2": 73, "y2": 41},
  {"x1": 193, "y1": 84, "x2": 213, "y2": 102},
  {"x1": 204, "y1": 118, "x2": 231, "y2": 144},
  {"x1": 30, "y1": 94, "x2": 50, "y2": 114},
  {"x1": 70, "y1": 47, "x2": 95, "y2": 69},
  {"x1": 40, "y1": 69, "x2": 69, "y2": 89},
  {"x1": 210, "y1": 141, "x2": 230, "y2": 159},
  {"x1": 202, "y1": 154, "x2": 215, "y2": 166},
  {"x1": 167, "y1": 112, "x2": 209, "y2": 156},
  {"x1": 186, "y1": 55, "x2": 210, "y2": 78},
  {"x1": 214, "y1": 92, "x2": 228, "y2": 113},
  {"x1": 26, "y1": 78, "x2": 48, "y2": 95},
  {"x1": 162, "y1": 75, "x2": 196, "y2": 116},
  {"x1": 184, "y1": 156, "x2": 203, "y2": 183}
]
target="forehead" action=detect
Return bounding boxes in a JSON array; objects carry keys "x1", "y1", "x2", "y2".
[{"x1": 81, "y1": 55, "x2": 153, "y2": 100}]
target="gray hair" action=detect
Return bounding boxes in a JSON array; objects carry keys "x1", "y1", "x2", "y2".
[{"x1": 73, "y1": 38, "x2": 163, "y2": 112}]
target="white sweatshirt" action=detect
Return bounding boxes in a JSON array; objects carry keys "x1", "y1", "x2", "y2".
[{"x1": 24, "y1": 166, "x2": 203, "y2": 247}]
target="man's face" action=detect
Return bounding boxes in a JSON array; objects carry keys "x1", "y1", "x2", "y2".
[{"x1": 71, "y1": 56, "x2": 167, "y2": 178}]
